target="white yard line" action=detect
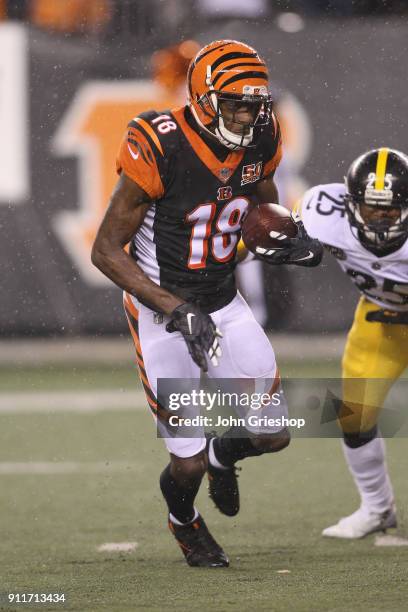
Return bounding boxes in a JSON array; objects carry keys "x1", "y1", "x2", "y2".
[
  {"x1": 375, "y1": 534, "x2": 408, "y2": 547},
  {"x1": 0, "y1": 461, "x2": 139, "y2": 474},
  {"x1": 97, "y1": 542, "x2": 138, "y2": 553},
  {"x1": 0, "y1": 390, "x2": 147, "y2": 413}
]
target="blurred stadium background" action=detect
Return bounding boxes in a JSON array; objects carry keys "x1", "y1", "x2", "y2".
[{"x1": 1, "y1": 2, "x2": 407, "y2": 610}]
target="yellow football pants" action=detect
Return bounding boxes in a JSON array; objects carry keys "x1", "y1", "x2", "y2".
[{"x1": 340, "y1": 297, "x2": 408, "y2": 433}]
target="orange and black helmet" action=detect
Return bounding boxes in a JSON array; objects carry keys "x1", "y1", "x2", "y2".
[{"x1": 187, "y1": 39, "x2": 273, "y2": 150}]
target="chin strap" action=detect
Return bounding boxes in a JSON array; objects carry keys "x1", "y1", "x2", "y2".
[
  {"x1": 191, "y1": 87, "x2": 254, "y2": 151},
  {"x1": 349, "y1": 200, "x2": 408, "y2": 251},
  {"x1": 215, "y1": 114, "x2": 253, "y2": 150}
]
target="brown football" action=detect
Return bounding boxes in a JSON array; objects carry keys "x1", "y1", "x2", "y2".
[{"x1": 241, "y1": 203, "x2": 298, "y2": 254}]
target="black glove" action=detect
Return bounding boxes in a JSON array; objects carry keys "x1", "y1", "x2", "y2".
[
  {"x1": 166, "y1": 303, "x2": 222, "y2": 372},
  {"x1": 366, "y1": 308, "x2": 408, "y2": 324},
  {"x1": 255, "y1": 213, "x2": 323, "y2": 267}
]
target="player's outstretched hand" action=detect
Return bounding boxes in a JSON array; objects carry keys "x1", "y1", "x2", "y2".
[
  {"x1": 166, "y1": 303, "x2": 222, "y2": 372},
  {"x1": 366, "y1": 309, "x2": 408, "y2": 325},
  {"x1": 255, "y1": 213, "x2": 323, "y2": 267}
]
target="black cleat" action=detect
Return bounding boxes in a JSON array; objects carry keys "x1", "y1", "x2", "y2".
[
  {"x1": 206, "y1": 436, "x2": 240, "y2": 517},
  {"x1": 168, "y1": 515, "x2": 229, "y2": 568}
]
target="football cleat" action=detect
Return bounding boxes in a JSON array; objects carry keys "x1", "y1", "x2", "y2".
[
  {"x1": 168, "y1": 515, "x2": 229, "y2": 568},
  {"x1": 206, "y1": 436, "x2": 240, "y2": 517},
  {"x1": 322, "y1": 505, "x2": 397, "y2": 539}
]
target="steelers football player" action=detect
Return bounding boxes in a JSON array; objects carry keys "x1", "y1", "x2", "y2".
[
  {"x1": 92, "y1": 39, "x2": 322, "y2": 567},
  {"x1": 299, "y1": 147, "x2": 408, "y2": 538}
]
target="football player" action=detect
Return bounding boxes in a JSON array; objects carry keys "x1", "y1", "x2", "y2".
[
  {"x1": 92, "y1": 39, "x2": 322, "y2": 567},
  {"x1": 298, "y1": 147, "x2": 408, "y2": 538}
]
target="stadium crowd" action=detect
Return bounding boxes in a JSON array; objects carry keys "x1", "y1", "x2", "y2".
[{"x1": 1, "y1": 0, "x2": 407, "y2": 36}]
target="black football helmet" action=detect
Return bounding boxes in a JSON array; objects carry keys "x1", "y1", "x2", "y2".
[{"x1": 344, "y1": 148, "x2": 408, "y2": 253}]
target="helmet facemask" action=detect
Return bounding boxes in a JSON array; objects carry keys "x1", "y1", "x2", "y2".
[
  {"x1": 191, "y1": 88, "x2": 272, "y2": 150},
  {"x1": 344, "y1": 187, "x2": 408, "y2": 252},
  {"x1": 210, "y1": 91, "x2": 272, "y2": 150},
  {"x1": 344, "y1": 148, "x2": 408, "y2": 253}
]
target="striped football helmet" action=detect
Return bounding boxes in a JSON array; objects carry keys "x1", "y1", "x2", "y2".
[
  {"x1": 345, "y1": 147, "x2": 408, "y2": 252},
  {"x1": 187, "y1": 40, "x2": 273, "y2": 150}
]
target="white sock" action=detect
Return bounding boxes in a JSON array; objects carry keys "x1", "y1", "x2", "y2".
[
  {"x1": 342, "y1": 436, "x2": 394, "y2": 514},
  {"x1": 208, "y1": 438, "x2": 229, "y2": 470},
  {"x1": 169, "y1": 507, "x2": 199, "y2": 526}
]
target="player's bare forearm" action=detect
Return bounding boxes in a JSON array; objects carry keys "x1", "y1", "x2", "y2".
[
  {"x1": 93, "y1": 244, "x2": 183, "y2": 314},
  {"x1": 91, "y1": 174, "x2": 184, "y2": 315}
]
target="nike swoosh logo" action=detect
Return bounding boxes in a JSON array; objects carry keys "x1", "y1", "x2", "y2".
[
  {"x1": 127, "y1": 143, "x2": 139, "y2": 160},
  {"x1": 186, "y1": 313, "x2": 195, "y2": 334},
  {"x1": 295, "y1": 251, "x2": 314, "y2": 261}
]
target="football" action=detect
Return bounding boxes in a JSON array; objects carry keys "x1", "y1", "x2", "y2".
[{"x1": 241, "y1": 203, "x2": 298, "y2": 254}]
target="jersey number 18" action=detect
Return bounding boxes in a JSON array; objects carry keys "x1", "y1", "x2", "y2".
[{"x1": 186, "y1": 197, "x2": 249, "y2": 269}]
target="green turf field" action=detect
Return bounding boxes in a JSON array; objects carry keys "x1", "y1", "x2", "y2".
[
  {"x1": 1, "y1": 362, "x2": 407, "y2": 612},
  {"x1": 0, "y1": 358, "x2": 342, "y2": 392}
]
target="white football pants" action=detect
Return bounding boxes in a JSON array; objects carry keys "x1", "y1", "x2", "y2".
[{"x1": 124, "y1": 291, "x2": 288, "y2": 458}]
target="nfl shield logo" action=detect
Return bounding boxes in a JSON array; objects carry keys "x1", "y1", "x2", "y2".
[{"x1": 219, "y1": 167, "x2": 231, "y2": 181}]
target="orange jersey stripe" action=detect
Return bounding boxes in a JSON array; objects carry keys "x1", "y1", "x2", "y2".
[
  {"x1": 123, "y1": 295, "x2": 144, "y2": 357},
  {"x1": 123, "y1": 294, "x2": 172, "y2": 423},
  {"x1": 116, "y1": 126, "x2": 164, "y2": 200},
  {"x1": 136, "y1": 353, "x2": 146, "y2": 371},
  {"x1": 124, "y1": 293, "x2": 139, "y2": 320},
  {"x1": 138, "y1": 368, "x2": 152, "y2": 392},
  {"x1": 123, "y1": 294, "x2": 158, "y2": 398},
  {"x1": 172, "y1": 107, "x2": 244, "y2": 184},
  {"x1": 124, "y1": 321, "x2": 158, "y2": 413},
  {"x1": 126, "y1": 315, "x2": 143, "y2": 356},
  {"x1": 271, "y1": 112, "x2": 278, "y2": 135},
  {"x1": 132, "y1": 117, "x2": 164, "y2": 156},
  {"x1": 268, "y1": 368, "x2": 281, "y2": 396},
  {"x1": 263, "y1": 115, "x2": 282, "y2": 177}
]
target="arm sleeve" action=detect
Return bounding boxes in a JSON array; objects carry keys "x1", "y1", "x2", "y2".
[{"x1": 116, "y1": 122, "x2": 165, "y2": 200}]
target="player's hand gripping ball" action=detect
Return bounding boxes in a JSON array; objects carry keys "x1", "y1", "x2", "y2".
[
  {"x1": 241, "y1": 203, "x2": 298, "y2": 252},
  {"x1": 241, "y1": 203, "x2": 323, "y2": 266}
]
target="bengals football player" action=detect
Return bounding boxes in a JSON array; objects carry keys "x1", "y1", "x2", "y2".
[
  {"x1": 92, "y1": 39, "x2": 322, "y2": 567},
  {"x1": 298, "y1": 147, "x2": 408, "y2": 539}
]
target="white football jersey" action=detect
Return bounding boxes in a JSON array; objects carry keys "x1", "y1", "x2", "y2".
[{"x1": 300, "y1": 183, "x2": 408, "y2": 312}]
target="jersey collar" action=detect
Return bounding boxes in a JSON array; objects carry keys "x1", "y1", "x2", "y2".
[{"x1": 171, "y1": 107, "x2": 245, "y2": 184}]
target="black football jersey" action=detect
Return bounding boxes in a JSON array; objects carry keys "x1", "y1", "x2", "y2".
[{"x1": 116, "y1": 106, "x2": 282, "y2": 313}]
